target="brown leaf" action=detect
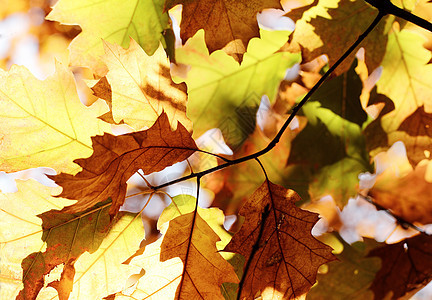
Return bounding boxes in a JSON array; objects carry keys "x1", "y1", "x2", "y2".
[
  {"x1": 90, "y1": 77, "x2": 124, "y2": 125},
  {"x1": 369, "y1": 234, "x2": 432, "y2": 299},
  {"x1": 50, "y1": 113, "x2": 198, "y2": 216},
  {"x1": 47, "y1": 261, "x2": 76, "y2": 300},
  {"x1": 166, "y1": 0, "x2": 282, "y2": 60},
  {"x1": 160, "y1": 212, "x2": 239, "y2": 299},
  {"x1": 369, "y1": 161, "x2": 432, "y2": 224},
  {"x1": 224, "y1": 181, "x2": 336, "y2": 299},
  {"x1": 398, "y1": 106, "x2": 432, "y2": 137}
]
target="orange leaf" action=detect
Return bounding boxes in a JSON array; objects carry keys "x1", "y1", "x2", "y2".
[
  {"x1": 160, "y1": 212, "x2": 239, "y2": 299},
  {"x1": 50, "y1": 112, "x2": 198, "y2": 216},
  {"x1": 370, "y1": 160, "x2": 432, "y2": 224},
  {"x1": 225, "y1": 181, "x2": 335, "y2": 299},
  {"x1": 166, "y1": 0, "x2": 282, "y2": 59}
]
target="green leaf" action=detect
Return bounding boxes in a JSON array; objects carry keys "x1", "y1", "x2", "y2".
[
  {"x1": 47, "y1": 0, "x2": 169, "y2": 75},
  {"x1": 288, "y1": 62, "x2": 372, "y2": 206},
  {"x1": 175, "y1": 29, "x2": 300, "y2": 148},
  {"x1": 307, "y1": 237, "x2": 381, "y2": 300}
]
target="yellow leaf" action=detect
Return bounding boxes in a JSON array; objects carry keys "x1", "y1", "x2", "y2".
[
  {"x1": 0, "y1": 180, "x2": 144, "y2": 299},
  {"x1": 102, "y1": 40, "x2": 192, "y2": 131},
  {"x1": 0, "y1": 62, "x2": 111, "y2": 174},
  {"x1": 47, "y1": 0, "x2": 169, "y2": 75},
  {"x1": 0, "y1": 180, "x2": 69, "y2": 299}
]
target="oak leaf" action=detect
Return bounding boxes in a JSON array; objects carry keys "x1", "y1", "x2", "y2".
[
  {"x1": 369, "y1": 160, "x2": 432, "y2": 224},
  {"x1": 369, "y1": 234, "x2": 432, "y2": 299},
  {"x1": 378, "y1": 30, "x2": 432, "y2": 133},
  {"x1": 175, "y1": 29, "x2": 300, "y2": 147},
  {"x1": 289, "y1": 0, "x2": 388, "y2": 75},
  {"x1": 47, "y1": 0, "x2": 169, "y2": 75},
  {"x1": 112, "y1": 194, "x2": 239, "y2": 299},
  {"x1": 101, "y1": 39, "x2": 191, "y2": 131},
  {"x1": 166, "y1": 0, "x2": 282, "y2": 60},
  {"x1": 0, "y1": 180, "x2": 144, "y2": 300},
  {"x1": 224, "y1": 181, "x2": 336, "y2": 299},
  {"x1": 50, "y1": 112, "x2": 198, "y2": 216},
  {"x1": 0, "y1": 62, "x2": 111, "y2": 174}
]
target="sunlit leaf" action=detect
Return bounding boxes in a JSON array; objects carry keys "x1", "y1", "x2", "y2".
[
  {"x1": 175, "y1": 29, "x2": 300, "y2": 148},
  {"x1": 101, "y1": 39, "x2": 191, "y2": 131},
  {"x1": 0, "y1": 180, "x2": 144, "y2": 299},
  {"x1": 47, "y1": 0, "x2": 169, "y2": 75},
  {"x1": 289, "y1": 0, "x2": 388, "y2": 75},
  {"x1": 0, "y1": 62, "x2": 110, "y2": 174}
]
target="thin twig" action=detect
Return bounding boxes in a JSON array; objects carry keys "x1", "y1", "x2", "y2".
[{"x1": 358, "y1": 194, "x2": 429, "y2": 235}]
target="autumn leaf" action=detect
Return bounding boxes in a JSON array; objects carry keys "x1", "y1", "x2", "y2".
[
  {"x1": 166, "y1": 0, "x2": 282, "y2": 59},
  {"x1": 307, "y1": 236, "x2": 381, "y2": 300},
  {"x1": 47, "y1": 0, "x2": 169, "y2": 75},
  {"x1": 224, "y1": 181, "x2": 335, "y2": 299},
  {"x1": 289, "y1": 0, "x2": 388, "y2": 75},
  {"x1": 0, "y1": 180, "x2": 144, "y2": 300},
  {"x1": 378, "y1": 29, "x2": 432, "y2": 132},
  {"x1": 101, "y1": 39, "x2": 191, "y2": 131},
  {"x1": 370, "y1": 29, "x2": 432, "y2": 165},
  {"x1": 288, "y1": 62, "x2": 372, "y2": 206},
  {"x1": 112, "y1": 194, "x2": 239, "y2": 299},
  {"x1": 50, "y1": 112, "x2": 198, "y2": 217},
  {"x1": 0, "y1": 180, "x2": 70, "y2": 299},
  {"x1": 368, "y1": 234, "x2": 432, "y2": 299},
  {"x1": 0, "y1": 62, "x2": 111, "y2": 174},
  {"x1": 175, "y1": 29, "x2": 300, "y2": 147},
  {"x1": 369, "y1": 160, "x2": 432, "y2": 224}
]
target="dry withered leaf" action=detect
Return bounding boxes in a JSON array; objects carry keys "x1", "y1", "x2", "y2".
[
  {"x1": 369, "y1": 234, "x2": 432, "y2": 299},
  {"x1": 224, "y1": 181, "x2": 336, "y2": 299},
  {"x1": 50, "y1": 113, "x2": 198, "y2": 216},
  {"x1": 160, "y1": 212, "x2": 239, "y2": 299},
  {"x1": 166, "y1": 0, "x2": 282, "y2": 60}
]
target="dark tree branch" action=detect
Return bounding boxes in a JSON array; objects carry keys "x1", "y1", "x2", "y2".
[{"x1": 365, "y1": 0, "x2": 432, "y2": 32}]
